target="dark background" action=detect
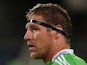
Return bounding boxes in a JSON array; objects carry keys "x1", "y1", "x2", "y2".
[{"x1": 0, "y1": 0, "x2": 87, "y2": 65}]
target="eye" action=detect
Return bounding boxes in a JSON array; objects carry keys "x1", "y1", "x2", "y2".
[{"x1": 30, "y1": 27, "x2": 39, "y2": 33}]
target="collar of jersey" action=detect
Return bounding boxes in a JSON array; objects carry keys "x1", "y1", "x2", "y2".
[{"x1": 52, "y1": 49, "x2": 74, "y2": 62}]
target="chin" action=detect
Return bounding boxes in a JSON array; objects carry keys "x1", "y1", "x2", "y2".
[
  {"x1": 30, "y1": 52, "x2": 40, "y2": 59},
  {"x1": 30, "y1": 52, "x2": 45, "y2": 59}
]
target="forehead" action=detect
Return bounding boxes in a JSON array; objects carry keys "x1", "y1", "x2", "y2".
[{"x1": 25, "y1": 20, "x2": 48, "y2": 30}]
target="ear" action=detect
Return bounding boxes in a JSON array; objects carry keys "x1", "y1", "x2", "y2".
[
  {"x1": 56, "y1": 24, "x2": 63, "y2": 31},
  {"x1": 50, "y1": 24, "x2": 63, "y2": 39},
  {"x1": 53, "y1": 24, "x2": 63, "y2": 39}
]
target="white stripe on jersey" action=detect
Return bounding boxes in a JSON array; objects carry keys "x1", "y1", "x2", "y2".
[
  {"x1": 55, "y1": 55, "x2": 70, "y2": 65},
  {"x1": 55, "y1": 59, "x2": 63, "y2": 65},
  {"x1": 52, "y1": 49, "x2": 74, "y2": 62}
]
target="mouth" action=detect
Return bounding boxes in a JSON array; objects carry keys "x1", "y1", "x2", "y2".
[
  {"x1": 29, "y1": 45, "x2": 35, "y2": 48},
  {"x1": 28, "y1": 44, "x2": 36, "y2": 52},
  {"x1": 27, "y1": 41, "x2": 36, "y2": 51}
]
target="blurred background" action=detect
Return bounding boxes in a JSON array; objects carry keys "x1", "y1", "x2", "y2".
[{"x1": 0, "y1": 0, "x2": 87, "y2": 65}]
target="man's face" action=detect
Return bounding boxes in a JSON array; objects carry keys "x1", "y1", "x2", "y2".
[{"x1": 24, "y1": 15, "x2": 53, "y2": 59}]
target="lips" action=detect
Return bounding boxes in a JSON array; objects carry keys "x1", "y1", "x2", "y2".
[
  {"x1": 29, "y1": 45, "x2": 35, "y2": 48},
  {"x1": 27, "y1": 42, "x2": 36, "y2": 51},
  {"x1": 29, "y1": 46, "x2": 36, "y2": 52}
]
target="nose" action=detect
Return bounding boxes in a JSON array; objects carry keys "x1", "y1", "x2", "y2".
[{"x1": 24, "y1": 29, "x2": 32, "y2": 41}]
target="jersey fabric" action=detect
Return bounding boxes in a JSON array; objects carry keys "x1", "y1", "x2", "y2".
[{"x1": 45, "y1": 49, "x2": 87, "y2": 65}]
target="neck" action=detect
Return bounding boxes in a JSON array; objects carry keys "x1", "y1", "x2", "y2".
[
  {"x1": 43, "y1": 45, "x2": 69, "y2": 63},
  {"x1": 43, "y1": 39, "x2": 69, "y2": 63}
]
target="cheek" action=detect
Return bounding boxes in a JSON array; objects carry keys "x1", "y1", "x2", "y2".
[
  {"x1": 32, "y1": 32, "x2": 53, "y2": 58},
  {"x1": 34, "y1": 31, "x2": 52, "y2": 45},
  {"x1": 34, "y1": 31, "x2": 52, "y2": 50}
]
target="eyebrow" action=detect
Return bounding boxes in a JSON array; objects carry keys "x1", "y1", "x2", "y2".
[
  {"x1": 28, "y1": 19, "x2": 67, "y2": 36},
  {"x1": 25, "y1": 22, "x2": 39, "y2": 29}
]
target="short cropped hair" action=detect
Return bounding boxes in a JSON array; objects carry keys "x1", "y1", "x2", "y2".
[{"x1": 26, "y1": 3, "x2": 72, "y2": 39}]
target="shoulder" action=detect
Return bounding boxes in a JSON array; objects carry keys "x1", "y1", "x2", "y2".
[{"x1": 52, "y1": 53, "x2": 87, "y2": 65}]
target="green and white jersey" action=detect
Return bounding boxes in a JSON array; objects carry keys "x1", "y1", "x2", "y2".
[{"x1": 45, "y1": 49, "x2": 87, "y2": 65}]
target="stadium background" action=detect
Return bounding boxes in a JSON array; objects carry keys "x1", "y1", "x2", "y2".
[{"x1": 0, "y1": 0, "x2": 87, "y2": 65}]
